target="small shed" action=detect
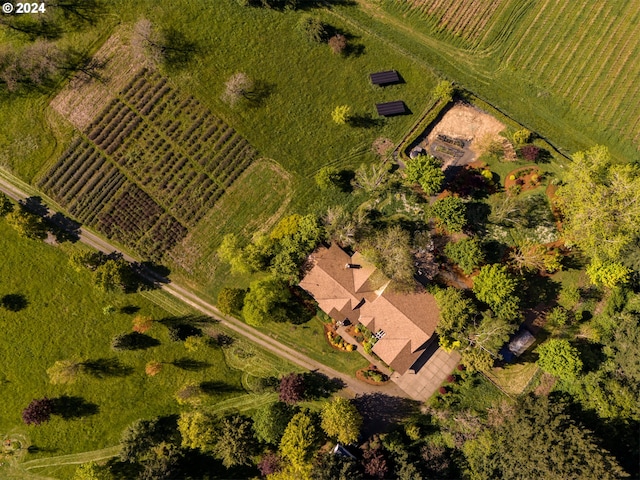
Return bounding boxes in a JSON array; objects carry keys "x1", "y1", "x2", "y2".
[
  {"x1": 370, "y1": 70, "x2": 400, "y2": 86},
  {"x1": 376, "y1": 100, "x2": 407, "y2": 117}
]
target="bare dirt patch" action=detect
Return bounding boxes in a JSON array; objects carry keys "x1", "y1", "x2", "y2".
[
  {"x1": 427, "y1": 103, "x2": 505, "y2": 155},
  {"x1": 50, "y1": 26, "x2": 148, "y2": 131}
]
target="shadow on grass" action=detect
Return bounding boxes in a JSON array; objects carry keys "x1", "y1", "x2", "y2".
[
  {"x1": 51, "y1": 395, "x2": 99, "y2": 420},
  {"x1": 171, "y1": 358, "x2": 212, "y2": 371},
  {"x1": 348, "y1": 113, "x2": 384, "y2": 129},
  {"x1": 120, "y1": 305, "x2": 140, "y2": 315},
  {"x1": 200, "y1": 381, "x2": 244, "y2": 395},
  {"x1": 303, "y1": 371, "x2": 346, "y2": 399},
  {"x1": 1, "y1": 293, "x2": 28, "y2": 312},
  {"x1": 112, "y1": 332, "x2": 161, "y2": 351},
  {"x1": 83, "y1": 358, "x2": 134, "y2": 378},
  {"x1": 354, "y1": 393, "x2": 421, "y2": 437}
]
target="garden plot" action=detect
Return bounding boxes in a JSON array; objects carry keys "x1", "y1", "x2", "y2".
[
  {"x1": 410, "y1": 103, "x2": 506, "y2": 169},
  {"x1": 41, "y1": 33, "x2": 258, "y2": 261}
]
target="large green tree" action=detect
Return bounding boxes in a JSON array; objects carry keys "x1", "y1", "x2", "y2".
[
  {"x1": 279, "y1": 411, "x2": 320, "y2": 469},
  {"x1": 444, "y1": 238, "x2": 484, "y2": 274},
  {"x1": 320, "y1": 397, "x2": 363, "y2": 445},
  {"x1": 556, "y1": 145, "x2": 640, "y2": 263},
  {"x1": 404, "y1": 154, "x2": 445, "y2": 196},
  {"x1": 463, "y1": 395, "x2": 628, "y2": 480},
  {"x1": 177, "y1": 411, "x2": 217, "y2": 451},
  {"x1": 536, "y1": 338, "x2": 583, "y2": 380},
  {"x1": 472, "y1": 264, "x2": 519, "y2": 320},
  {"x1": 242, "y1": 277, "x2": 291, "y2": 326},
  {"x1": 253, "y1": 401, "x2": 297, "y2": 446},
  {"x1": 213, "y1": 414, "x2": 257, "y2": 468},
  {"x1": 430, "y1": 196, "x2": 466, "y2": 233}
]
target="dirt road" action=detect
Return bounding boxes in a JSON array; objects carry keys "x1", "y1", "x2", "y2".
[{"x1": 0, "y1": 171, "x2": 410, "y2": 399}]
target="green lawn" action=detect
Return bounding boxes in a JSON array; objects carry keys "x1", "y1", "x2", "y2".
[{"x1": 0, "y1": 220, "x2": 295, "y2": 475}]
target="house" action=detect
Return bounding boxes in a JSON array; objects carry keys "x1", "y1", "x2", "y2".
[{"x1": 299, "y1": 244, "x2": 440, "y2": 374}]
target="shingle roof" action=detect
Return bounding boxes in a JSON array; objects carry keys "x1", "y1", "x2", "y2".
[{"x1": 299, "y1": 244, "x2": 439, "y2": 373}]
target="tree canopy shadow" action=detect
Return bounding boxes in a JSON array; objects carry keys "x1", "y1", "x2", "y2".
[
  {"x1": 47, "y1": 212, "x2": 81, "y2": 242},
  {"x1": 1, "y1": 293, "x2": 28, "y2": 312},
  {"x1": 120, "y1": 305, "x2": 140, "y2": 315},
  {"x1": 51, "y1": 395, "x2": 99, "y2": 420},
  {"x1": 245, "y1": 80, "x2": 275, "y2": 108},
  {"x1": 82, "y1": 358, "x2": 134, "y2": 378},
  {"x1": 159, "y1": 314, "x2": 218, "y2": 327},
  {"x1": 521, "y1": 274, "x2": 561, "y2": 308},
  {"x1": 199, "y1": 381, "x2": 244, "y2": 395},
  {"x1": 353, "y1": 393, "x2": 421, "y2": 437},
  {"x1": 171, "y1": 357, "x2": 212, "y2": 371},
  {"x1": 20, "y1": 196, "x2": 48, "y2": 216},
  {"x1": 302, "y1": 371, "x2": 346, "y2": 400},
  {"x1": 348, "y1": 113, "x2": 384, "y2": 129},
  {"x1": 112, "y1": 332, "x2": 160, "y2": 351},
  {"x1": 158, "y1": 27, "x2": 199, "y2": 70}
]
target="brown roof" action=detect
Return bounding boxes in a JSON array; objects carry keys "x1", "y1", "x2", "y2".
[{"x1": 300, "y1": 244, "x2": 440, "y2": 374}]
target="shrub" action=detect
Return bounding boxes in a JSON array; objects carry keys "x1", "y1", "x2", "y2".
[
  {"x1": 315, "y1": 166, "x2": 341, "y2": 190},
  {"x1": 438, "y1": 386, "x2": 447, "y2": 395},
  {"x1": 22, "y1": 397, "x2": 53, "y2": 425},
  {"x1": 446, "y1": 375, "x2": 455, "y2": 383},
  {"x1": 328, "y1": 34, "x2": 347, "y2": 54},
  {"x1": 175, "y1": 382, "x2": 204, "y2": 405},
  {"x1": 217, "y1": 287, "x2": 246, "y2": 315},
  {"x1": 145, "y1": 361, "x2": 163, "y2": 376},
  {"x1": 132, "y1": 315, "x2": 153, "y2": 333},
  {"x1": 520, "y1": 144, "x2": 540, "y2": 161},
  {"x1": 298, "y1": 15, "x2": 326, "y2": 43},
  {"x1": 332, "y1": 105, "x2": 351, "y2": 124},
  {"x1": 512, "y1": 129, "x2": 531, "y2": 146}
]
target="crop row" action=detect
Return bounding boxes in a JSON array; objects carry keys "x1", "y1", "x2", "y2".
[{"x1": 137, "y1": 215, "x2": 188, "y2": 261}]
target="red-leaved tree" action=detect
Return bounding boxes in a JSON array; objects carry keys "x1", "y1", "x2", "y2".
[
  {"x1": 22, "y1": 397, "x2": 54, "y2": 425},
  {"x1": 278, "y1": 373, "x2": 305, "y2": 404}
]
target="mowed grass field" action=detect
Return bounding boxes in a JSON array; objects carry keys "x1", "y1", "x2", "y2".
[
  {"x1": 341, "y1": 0, "x2": 640, "y2": 160},
  {"x1": 0, "y1": 220, "x2": 295, "y2": 473}
]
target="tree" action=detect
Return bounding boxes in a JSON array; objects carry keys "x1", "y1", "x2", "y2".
[
  {"x1": 279, "y1": 412, "x2": 320, "y2": 469},
  {"x1": 312, "y1": 452, "x2": 363, "y2": 480},
  {"x1": 258, "y1": 452, "x2": 282, "y2": 476},
  {"x1": 556, "y1": 145, "x2": 640, "y2": 263},
  {"x1": 586, "y1": 259, "x2": 630, "y2": 288},
  {"x1": 315, "y1": 166, "x2": 341, "y2": 190},
  {"x1": 139, "y1": 442, "x2": 183, "y2": 480},
  {"x1": 434, "y1": 287, "x2": 477, "y2": 347},
  {"x1": 178, "y1": 411, "x2": 217, "y2": 451},
  {"x1": 404, "y1": 154, "x2": 444, "y2": 196},
  {"x1": 253, "y1": 401, "x2": 297, "y2": 445},
  {"x1": 433, "y1": 80, "x2": 454, "y2": 102},
  {"x1": 279, "y1": 373, "x2": 305, "y2": 404},
  {"x1": 320, "y1": 397, "x2": 363, "y2": 444},
  {"x1": 463, "y1": 394, "x2": 628, "y2": 480},
  {"x1": 352, "y1": 163, "x2": 391, "y2": 193},
  {"x1": 94, "y1": 258, "x2": 137, "y2": 292},
  {"x1": 22, "y1": 397, "x2": 53, "y2": 425},
  {"x1": 430, "y1": 196, "x2": 467, "y2": 232},
  {"x1": 221, "y1": 72, "x2": 254, "y2": 106},
  {"x1": 362, "y1": 448, "x2": 389, "y2": 479},
  {"x1": 73, "y1": 461, "x2": 113, "y2": 480},
  {"x1": 218, "y1": 233, "x2": 252, "y2": 274},
  {"x1": 472, "y1": 264, "x2": 519, "y2": 320},
  {"x1": 119, "y1": 417, "x2": 179, "y2": 464},
  {"x1": 0, "y1": 41, "x2": 63, "y2": 92},
  {"x1": 332, "y1": 105, "x2": 351, "y2": 124},
  {"x1": 519, "y1": 144, "x2": 540, "y2": 161},
  {"x1": 298, "y1": 15, "x2": 326, "y2": 43},
  {"x1": 360, "y1": 225, "x2": 415, "y2": 290},
  {"x1": 47, "y1": 358, "x2": 83, "y2": 384},
  {"x1": 217, "y1": 287, "x2": 246, "y2": 315},
  {"x1": 213, "y1": 414, "x2": 257, "y2": 468},
  {"x1": 512, "y1": 128, "x2": 531, "y2": 146},
  {"x1": 132, "y1": 315, "x2": 153, "y2": 333},
  {"x1": 328, "y1": 34, "x2": 348, "y2": 55},
  {"x1": 324, "y1": 206, "x2": 369, "y2": 247},
  {"x1": 6, "y1": 206, "x2": 47, "y2": 239},
  {"x1": 509, "y1": 242, "x2": 562, "y2": 274},
  {"x1": 444, "y1": 238, "x2": 484, "y2": 274},
  {"x1": 242, "y1": 278, "x2": 292, "y2": 326},
  {"x1": 536, "y1": 339, "x2": 583, "y2": 380}
]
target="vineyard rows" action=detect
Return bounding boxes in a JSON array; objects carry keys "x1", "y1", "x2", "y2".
[
  {"x1": 39, "y1": 68, "x2": 258, "y2": 260},
  {"x1": 391, "y1": 0, "x2": 507, "y2": 46}
]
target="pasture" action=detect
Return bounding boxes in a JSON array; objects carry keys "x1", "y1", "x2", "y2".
[{"x1": 0, "y1": 220, "x2": 295, "y2": 476}]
